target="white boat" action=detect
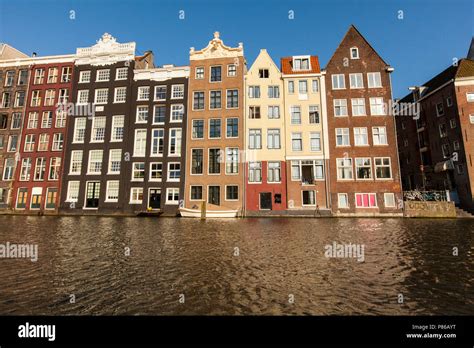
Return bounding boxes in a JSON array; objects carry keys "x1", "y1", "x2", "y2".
[{"x1": 179, "y1": 207, "x2": 238, "y2": 218}]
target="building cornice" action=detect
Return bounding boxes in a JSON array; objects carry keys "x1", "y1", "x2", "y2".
[
  {"x1": 75, "y1": 33, "x2": 136, "y2": 66},
  {"x1": 190, "y1": 32, "x2": 243, "y2": 61},
  {"x1": 0, "y1": 54, "x2": 75, "y2": 67},
  {"x1": 134, "y1": 66, "x2": 190, "y2": 81}
]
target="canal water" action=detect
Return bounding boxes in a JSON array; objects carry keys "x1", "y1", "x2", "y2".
[{"x1": 0, "y1": 216, "x2": 472, "y2": 315}]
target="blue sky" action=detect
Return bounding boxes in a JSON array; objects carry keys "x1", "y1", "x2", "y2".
[{"x1": 0, "y1": 0, "x2": 472, "y2": 98}]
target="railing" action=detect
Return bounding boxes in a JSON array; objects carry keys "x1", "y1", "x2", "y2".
[{"x1": 403, "y1": 190, "x2": 448, "y2": 202}]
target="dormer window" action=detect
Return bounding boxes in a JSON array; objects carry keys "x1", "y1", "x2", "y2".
[
  {"x1": 350, "y1": 47, "x2": 359, "y2": 59},
  {"x1": 293, "y1": 57, "x2": 310, "y2": 71}
]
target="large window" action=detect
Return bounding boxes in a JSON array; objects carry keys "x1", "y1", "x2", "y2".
[
  {"x1": 209, "y1": 119, "x2": 221, "y2": 138},
  {"x1": 191, "y1": 149, "x2": 203, "y2": 174},
  {"x1": 24, "y1": 134, "x2": 35, "y2": 152},
  {"x1": 268, "y1": 86, "x2": 279, "y2": 98},
  {"x1": 106, "y1": 181, "x2": 120, "y2": 202},
  {"x1": 334, "y1": 99, "x2": 348, "y2": 116},
  {"x1": 87, "y1": 150, "x2": 103, "y2": 174},
  {"x1": 248, "y1": 162, "x2": 262, "y2": 182},
  {"x1": 27, "y1": 112, "x2": 39, "y2": 129},
  {"x1": 114, "y1": 87, "x2": 127, "y2": 103},
  {"x1": 208, "y1": 186, "x2": 220, "y2": 206},
  {"x1": 41, "y1": 111, "x2": 53, "y2": 128},
  {"x1": 48, "y1": 157, "x2": 61, "y2": 180},
  {"x1": 96, "y1": 69, "x2": 110, "y2": 82},
  {"x1": 168, "y1": 162, "x2": 181, "y2": 181},
  {"x1": 309, "y1": 105, "x2": 320, "y2": 123},
  {"x1": 332, "y1": 74, "x2": 345, "y2": 89},
  {"x1": 66, "y1": 182, "x2": 80, "y2": 202},
  {"x1": 226, "y1": 186, "x2": 238, "y2": 201},
  {"x1": 149, "y1": 162, "x2": 163, "y2": 181},
  {"x1": 111, "y1": 115, "x2": 124, "y2": 141},
  {"x1": 267, "y1": 129, "x2": 281, "y2": 149},
  {"x1": 154, "y1": 86, "x2": 167, "y2": 100},
  {"x1": 351, "y1": 98, "x2": 366, "y2": 116},
  {"x1": 249, "y1": 106, "x2": 261, "y2": 119},
  {"x1": 170, "y1": 104, "x2": 184, "y2": 122},
  {"x1": 268, "y1": 162, "x2": 281, "y2": 183},
  {"x1": 336, "y1": 128, "x2": 350, "y2": 146},
  {"x1": 349, "y1": 73, "x2": 363, "y2": 89},
  {"x1": 192, "y1": 120, "x2": 204, "y2": 139},
  {"x1": 268, "y1": 106, "x2": 280, "y2": 119},
  {"x1": 355, "y1": 158, "x2": 372, "y2": 179},
  {"x1": 108, "y1": 149, "x2": 121, "y2": 174},
  {"x1": 3, "y1": 158, "x2": 15, "y2": 180},
  {"x1": 52, "y1": 133, "x2": 64, "y2": 151},
  {"x1": 136, "y1": 106, "x2": 148, "y2": 123},
  {"x1": 375, "y1": 157, "x2": 392, "y2": 179},
  {"x1": 226, "y1": 118, "x2": 238, "y2": 138},
  {"x1": 354, "y1": 127, "x2": 368, "y2": 146},
  {"x1": 91, "y1": 116, "x2": 106, "y2": 142},
  {"x1": 369, "y1": 97, "x2": 385, "y2": 115},
  {"x1": 94, "y1": 88, "x2": 108, "y2": 104},
  {"x1": 208, "y1": 149, "x2": 221, "y2": 174},
  {"x1": 367, "y1": 72, "x2": 382, "y2": 88},
  {"x1": 210, "y1": 66, "x2": 222, "y2": 82},
  {"x1": 249, "y1": 129, "x2": 262, "y2": 149},
  {"x1": 166, "y1": 188, "x2": 180, "y2": 205},
  {"x1": 372, "y1": 127, "x2": 387, "y2": 145},
  {"x1": 171, "y1": 84, "x2": 184, "y2": 99},
  {"x1": 134, "y1": 129, "x2": 147, "y2": 157},
  {"x1": 298, "y1": 80, "x2": 308, "y2": 94},
  {"x1": 34, "y1": 157, "x2": 46, "y2": 181},
  {"x1": 38, "y1": 133, "x2": 49, "y2": 151},
  {"x1": 190, "y1": 186, "x2": 202, "y2": 200},
  {"x1": 132, "y1": 162, "x2": 145, "y2": 181},
  {"x1": 248, "y1": 86, "x2": 260, "y2": 98},
  {"x1": 153, "y1": 105, "x2": 166, "y2": 124},
  {"x1": 355, "y1": 193, "x2": 377, "y2": 208},
  {"x1": 225, "y1": 148, "x2": 239, "y2": 174},
  {"x1": 226, "y1": 89, "x2": 239, "y2": 108},
  {"x1": 193, "y1": 91, "x2": 204, "y2": 110},
  {"x1": 291, "y1": 132, "x2": 302, "y2": 151},
  {"x1": 336, "y1": 158, "x2": 353, "y2": 180},
  {"x1": 290, "y1": 106, "x2": 301, "y2": 124},
  {"x1": 70, "y1": 150, "x2": 83, "y2": 175},
  {"x1": 77, "y1": 90, "x2": 89, "y2": 104},
  {"x1": 151, "y1": 129, "x2": 164, "y2": 156},
  {"x1": 19, "y1": 158, "x2": 32, "y2": 181},
  {"x1": 168, "y1": 128, "x2": 182, "y2": 155},
  {"x1": 210, "y1": 90, "x2": 222, "y2": 109},
  {"x1": 302, "y1": 191, "x2": 316, "y2": 206},
  {"x1": 130, "y1": 187, "x2": 144, "y2": 204},
  {"x1": 310, "y1": 132, "x2": 321, "y2": 151}
]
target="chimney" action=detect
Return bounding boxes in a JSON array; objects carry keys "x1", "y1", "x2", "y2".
[{"x1": 32, "y1": 52, "x2": 37, "y2": 57}]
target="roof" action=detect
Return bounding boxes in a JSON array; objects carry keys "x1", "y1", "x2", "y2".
[
  {"x1": 456, "y1": 58, "x2": 474, "y2": 78},
  {"x1": 468, "y1": 37, "x2": 474, "y2": 60},
  {"x1": 280, "y1": 55, "x2": 320, "y2": 74}
]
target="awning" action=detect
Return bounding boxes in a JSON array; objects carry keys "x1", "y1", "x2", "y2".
[{"x1": 434, "y1": 160, "x2": 454, "y2": 173}]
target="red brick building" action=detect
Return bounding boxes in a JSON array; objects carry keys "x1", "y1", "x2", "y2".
[
  {"x1": 12, "y1": 58, "x2": 74, "y2": 212},
  {"x1": 324, "y1": 25, "x2": 402, "y2": 216}
]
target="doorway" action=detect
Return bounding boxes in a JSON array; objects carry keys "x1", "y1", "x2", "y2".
[
  {"x1": 149, "y1": 188, "x2": 161, "y2": 209},
  {"x1": 260, "y1": 192, "x2": 272, "y2": 210}
]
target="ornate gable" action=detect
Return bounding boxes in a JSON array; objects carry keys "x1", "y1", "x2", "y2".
[
  {"x1": 76, "y1": 33, "x2": 136, "y2": 66},
  {"x1": 190, "y1": 32, "x2": 243, "y2": 60}
]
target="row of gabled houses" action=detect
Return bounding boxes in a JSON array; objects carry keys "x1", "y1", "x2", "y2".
[{"x1": 0, "y1": 26, "x2": 472, "y2": 217}]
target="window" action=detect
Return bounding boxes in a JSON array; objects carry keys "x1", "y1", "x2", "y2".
[
  {"x1": 0, "y1": 114, "x2": 7, "y2": 128},
  {"x1": 288, "y1": 81, "x2": 294, "y2": 93},
  {"x1": 108, "y1": 149, "x2": 121, "y2": 174},
  {"x1": 0, "y1": 135, "x2": 3, "y2": 149},
  {"x1": 52, "y1": 133, "x2": 63, "y2": 151},
  {"x1": 47, "y1": 67, "x2": 58, "y2": 83},
  {"x1": 168, "y1": 162, "x2": 181, "y2": 181},
  {"x1": 372, "y1": 127, "x2": 387, "y2": 145},
  {"x1": 355, "y1": 193, "x2": 377, "y2": 208},
  {"x1": 439, "y1": 123, "x2": 447, "y2": 138},
  {"x1": 291, "y1": 132, "x2": 302, "y2": 151},
  {"x1": 66, "y1": 181, "x2": 80, "y2": 202},
  {"x1": 248, "y1": 86, "x2": 260, "y2": 99},
  {"x1": 41, "y1": 111, "x2": 53, "y2": 128},
  {"x1": 154, "y1": 86, "x2": 166, "y2": 100},
  {"x1": 309, "y1": 105, "x2": 320, "y2": 124},
  {"x1": 312, "y1": 80, "x2": 319, "y2": 93},
  {"x1": 470, "y1": 115, "x2": 474, "y2": 124},
  {"x1": 298, "y1": 80, "x2": 308, "y2": 94},
  {"x1": 18, "y1": 70, "x2": 28, "y2": 85},
  {"x1": 208, "y1": 186, "x2": 220, "y2": 205},
  {"x1": 106, "y1": 181, "x2": 120, "y2": 202},
  {"x1": 338, "y1": 193, "x2": 349, "y2": 208},
  {"x1": 38, "y1": 133, "x2": 49, "y2": 151},
  {"x1": 91, "y1": 116, "x2": 106, "y2": 142},
  {"x1": 152, "y1": 105, "x2": 166, "y2": 124},
  {"x1": 136, "y1": 106, "x2": 149, "y2": 123},
  {"x1": 130, "y1": 188, "x2": 144, "y2": 204},
  {"x1": 132, "y1": 162, "x2": 145, "y2": 181},
  {"x1": 224, "y1": 64, "x2": 236, "y2": 77},
  {"x1": 258, "y1": 69, "x2": 269, "y2": 78},
  {"x1": 355, "y1": 158, "x2": 372, "y2": 179},
  {"x1": 466, "y1": 93, "x2": 474, "y2": 102},
  {"x1": 450, "y1": 119, "x2": 456, "y2": 129},
  {"x1": 168, "y1": 128, "x2": 182, "y2": 155},
  {"x1": 193, "y1": 91, "x2": 205, "y2": 110},
  {"x1": 249, "y1": 162, "x2": 262, "y2": 182},
  {"x1": 268, "y1": 86, "x2": 280, "y2": 98},
  {"x1": 441, "y1": 143, "x2": 450, "y2": 158},
  {"x1": 134, "y1": 129, "x2": 147, "y2": 157},
  {"x1": 150, "y1": 162, "x2": 163, "y2": 181},
  {"x1": 151, "y1": 129, "x2": 164, "y2": 156},
  {"x1": 94, "y1": 89, "x2": 108, "y2": 104},
  {"x1": 70, "y1": 150, "x2": 83, "y2": 174},
  {"x1": 48, "y1": 157, "x2": 61, "y2": 180},
  {"x1": 19, "y1": 158, "x2": 32, "y2": 181},
  {"x1": 195, "y1": 67, "x2": 204, "y2": 79},
  {"x1": 85, "y1": 181, "x2": 100, "y2": 208},
  {"x1": 354, "y1": 127, "x2": 368, "y2": 146},
  {"x1": 310, "y1": 132, "x2": 321, "y2": 151},
  {"x1": 61, "y1": 67, "x2": 72, "y2": 82},
  {"x1": 30, "y1": 91, "x2": 40, "y2": 107},
  {"x1": 3, "y1": 158, "x2": 15, "y2": 180},
  {"x1": 24, "y1": 134, "x2": 35, "y2": 152},
  {"x1": 192, "y1": 120, "x2": 204, "y2": 139},
  {"x1": 369, "y1": 97, "x2": 385, "y2": 115},
  {"x1": 367, "y1": 72, "x2": 382, "y2": 88},
  {"x1": 111, "y1": 115, "x2": 124, "y2": 141},
  {"x1": 226, "y1": 118, "x2": 238, "y2": 138},
  {"x1": 350, "y1": 47, "x2": 359, "y2": 59},
  {"x1": 137, "y1": 86, "x2": 150, "y2": 101},
  {"x1": 114, "y1": 87, "x2": 127, "y2": 103},
  {"x1": 116, "y1": 67, "x2": 128, "y2": 80},
  {"x1": 290, "y1": 106, "x2": 301, "y2": 124},
  {"x1": 44, "y1": 89, "x2": 55, "y2": 106},
  {"x1": 34, "y1": 68, "x2": 45, "y2": 84},
  {"x1": 267, "y1": 129, "x2": 281, "y2": 149},
  {"x1": 209, "y1": 119, "x2": 221, "y2": 138},
  {"x1": 0, "y1": 188, "x2": 7, "y2": 204},
  {"x1": 336, "y1": 128, "x2": 350, "y2": 146},
  {"x1": 302, "y1": 191, "x2": 316, "y2": 206},
  {"x1": 351, "y1": 98, "x2": 366, "y2": 116},
  {"x1": 436, "y1": 102, "x2": 444, "y2": 117},
  {"x1": 249, "y1": 106, "x2": 261, "y2": 119},
  {"x1": 10, "y1": 112, "x2": 21, "y2": 129},
  {"x1": 79, "y1": 71, "x2": 91, "y2": 83},
  {"x1": 171, "y1": 84, "x2": 185, "y2": 99},
  {"x1": 191, "y1": 149, "x2": 203, "y2": 174},
  {"x1": 96, "y1": 69, "x2": 110, "y2": 82},
  {"x1": 384, "y1": 193, "x2": 396, "y2": 208},
  {"x1": 77, "y1": 90, "x2": 89, "y2": 105},
  {"x1": 1, "y1": 92, "x2": 11, "y2": 108},
  {"x1": 456, "y1": 164, "x2": 464, "y2": 174},
  {"x1": 34, "y1": 157, "x2": 46, "y2": 181},
  {"x1": 268, "y1": 162, "x2": 281, "y2": 183},
  {"x1": 226, "y1": 186, "x2": 238, "y2": 200},
  {"x1": 293, "y1": 57, "x2": 310, "y2": 70},
  {"x1": 249, "y1": 129, "x2": 262, "y2": 149},
  {"x1": 190, "y1": 186, "x2": 203, "y2": 200},
  {"x1": 28, "y1": 112, "x2": 38, "y2": 129},
  {"x1": 208, "y1": 148, "x2": 221, "y2": 174},
  {"x1": 332, "y1": 74, "x2": 345, "y2": 89},
  {"x1": 55, "y1": 110, "x2": 67, "y2": 128},
  {"x1": 453, "y1": 140, "x2": 460, "y2": 151},
  {"x1": 210, "y1": 66, "x2": 222, "y2": 82},
  {"x1": 446, "y1": 97, "x2": 453, "y2": 107},
  {"x1": 87, "y1": 150, "x2": 103, "y2": 174},
  {"x1": 166, "y1": 188, "x2": 180, "y2": 205},
  {"x1": 59, "y1": 89, "x2": 70, "y2": 104},
  {"x1": 334, "y1": 99, "x2": 348, "y2": 116},
  {"x1": 170, "y1": 104, "x2": 184, "y2": 122},
  {"x1": 374, "y1": 157, "x2": 392, "y2": 179},
  {"x1": 14, "y1": 91, "x2": 25, "y2": 107},
  {"x1": 226, "y1": 89, "x2": 238, "y2": 108},
  {"x1": 7, "y1": 135, "x2": 18, "y2": 152},
  {"x1": 268, "y1": 106, "x2": 280, "y2": 119},
  {"x1": 4, "y1": 71, "x2": 15, "y2": 86},
  {"x1": 337, "y1": 158, "x2": 353, "y2": 180},
  {"x1": 225, "y1": 148, "x2": 239, "y2": 174}
]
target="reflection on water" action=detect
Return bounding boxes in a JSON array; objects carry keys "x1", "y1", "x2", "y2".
[{"x1": 0, "y1": 216, "x2": 472, "y2": 315}]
